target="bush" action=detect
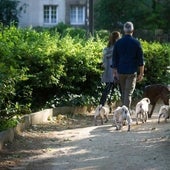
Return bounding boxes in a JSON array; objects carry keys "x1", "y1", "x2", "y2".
[
  {"x1": 141, "y1": 40, "x2": 169, "y2": 85},
  {"x1": 45, "y1": 93, "x2": 97, "y2": 108},
  {"x1": 0, "y1": 25, "x2": 169, "y2": 131}
]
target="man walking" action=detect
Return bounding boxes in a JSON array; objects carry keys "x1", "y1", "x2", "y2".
[{"x1": 112, "y1": 21, "x2": 144, "y2": 109}]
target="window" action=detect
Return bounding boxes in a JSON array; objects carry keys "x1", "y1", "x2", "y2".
[
  {"x1": 44, "y1": 5, "x2": 58, "y2": 24},
  {"x1": 70, "y1": 6, "x2": 85, "y2": 25}
]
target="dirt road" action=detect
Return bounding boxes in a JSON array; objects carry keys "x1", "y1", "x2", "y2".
[{"x1": 0, "y1": 107, "x2": 170, "y2": 170}]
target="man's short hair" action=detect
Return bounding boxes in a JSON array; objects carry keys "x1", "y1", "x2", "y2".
[{"x1": 123, "y1": 22, "x2": 134, "y2": 33}]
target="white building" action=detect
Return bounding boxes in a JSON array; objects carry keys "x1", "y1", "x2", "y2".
[{"x1": 18, "y1": 0, "x2": 89, "y2": 28}]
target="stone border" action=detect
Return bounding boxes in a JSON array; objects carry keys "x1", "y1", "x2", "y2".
[{"x1": 0, "y1": 106, "x2": 92, "y2": 150}]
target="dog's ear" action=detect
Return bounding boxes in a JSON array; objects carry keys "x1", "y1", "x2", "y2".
[
  {"x1": 99, "y1": 104, "x2": 103, "y2": 108},
  {"x1": 122, "y1": 105, "x2": 127, "y2": 113},
  {"x1": 98, "y1": 104, "x2": 103, "y2": 111},
  {"x1": 147, "y1": 98, "x2": 150, "y2": 104}
]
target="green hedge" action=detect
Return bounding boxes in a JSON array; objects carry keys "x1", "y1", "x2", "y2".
[
  {"x1": 133, "y1": 40, "x2": 170, "y2": 100},
  {"x1": 0, "y1": 25, "x2": 169, "y2": 131}
]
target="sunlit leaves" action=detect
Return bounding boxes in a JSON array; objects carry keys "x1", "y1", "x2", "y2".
[{"x1": 0, "y1": 24, "x2": 169, "y2": 130}]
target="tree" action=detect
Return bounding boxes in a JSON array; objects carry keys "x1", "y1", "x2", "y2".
[
  {"x1": 94, "y1": 0, "x2": 148, "y2": 31},
  {"x1": 161, "y1": 0, "x2": 170, "y2": 31},
  {"x1": 0, "y1": 0, "x2": 20, "y2": 26},
  {"x1": 94, "y1": 0, "x2": 170, "y2": 31}
]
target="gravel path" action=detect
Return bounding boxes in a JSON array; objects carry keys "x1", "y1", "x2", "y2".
[{"x1": 0, "y1": 105, "x2": 170, "y2": 170}]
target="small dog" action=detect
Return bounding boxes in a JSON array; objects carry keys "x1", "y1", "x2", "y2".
[
  {"x1": 113, "y1": 105, "x2": 132, "y2": 131},
  {"x1": 94, "y1": 105, "x2": 109, "y2": 125},
  {"x1": 158, "y1": 105, "x2": 170, "y2": 123},
  {"x1": 135, "y1": 98, "x2": 150, "y2": 125}
]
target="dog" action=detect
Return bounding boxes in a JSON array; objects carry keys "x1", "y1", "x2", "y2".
[
  {"x1": 135, "y1": 98, "x2": 150, "y2": 125},
  {"x1": 94, "y1": 105, "x2": 109, "y2": 125},
  {"x1": 158, "y1": 105, "x2": 170, "y2": 123},
  {"x1": 143, "y1": 84, "x2": 169, "y2": 118},
  {"x1": 113, "y1": 105, "x2": 132, "y2": 131}
]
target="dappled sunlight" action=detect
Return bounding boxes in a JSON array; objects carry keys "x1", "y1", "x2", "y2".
[
  {"x1": 1, "y1": 110, "x2": 170, "y2": 169},
  {"x1": 72, "y1": 166, "x2": 99, "y2": 170},
  {"x1": 136, "y1": 129, "x2": 156, "y2": 134},
  {"x1": 141, "y1": 135, "x2": 170, "y2": 144},
  {"x1": 82, "y1": 156, "x2": 109, "y2": 162}
]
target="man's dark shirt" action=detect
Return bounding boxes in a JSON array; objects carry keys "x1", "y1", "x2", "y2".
[{"x1": 112, "y1": 35, "x2": 144, "y2": 74}]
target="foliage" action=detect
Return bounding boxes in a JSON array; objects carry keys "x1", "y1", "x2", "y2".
[
  {"x1": 162, "y1": 0, "x2": 170, "y2": 30},
  {"x1": 0, "y1": 25, "x2": 169, "y2": 131},
  {"x1": 0, "y1": 0, "x2": 20, "y2": 26},
  {"x1": 49, "y1": 22, "x2": 71, "y2": 35},
  {"x1": 94, "y1": 29, "x2": 110, "y2": 42},
  {"x1": 45, "y1": 93, "x2": 96, "y2": 108},
  {"x1": 141, "y1": 41, "x2": 170, "y2": 85},
  {"x1": 94, "y1": 0, "x2": 170, "y2": 31},
  {"x1": 0, "y1": 117, "x2": 19, "y2": 131}
]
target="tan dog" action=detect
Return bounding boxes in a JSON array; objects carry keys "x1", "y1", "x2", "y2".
[
  {"x1": 135, "y1": 98, "x2": 150, "y2": 125},
  {"x1": 113, "y1": 105, "x2": 132, "y2": 131},
  {"x1": 94, "y1": 105, "x2": 109, "y2": 126},
  {"x1": 158, "y1": 105, "x2": 170, "y2": 123}
]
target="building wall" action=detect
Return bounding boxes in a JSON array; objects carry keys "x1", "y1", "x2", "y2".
[
  {"x1": 17, "y1": 0, "x2": 96, "y2": 28},
  {"x1": 18, "y1": 0, "x2": 65, "y2": 27},
  {"x1": 65, "y1": 0, "x2": 87, "y2": 27}
]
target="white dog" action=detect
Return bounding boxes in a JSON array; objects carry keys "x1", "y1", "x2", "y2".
[
  {"x1": 135, "y1": 98, "x2": 150, "y2": 125},
  {"x1": 158, "y1": 105, "x2": 170, "y2": 123},
  {"x1": 94, "y1": 105, "x2": 109, "y2": 125},
  {"x1": 113, "y1": 105, "x2": 132, "y2": 131}
]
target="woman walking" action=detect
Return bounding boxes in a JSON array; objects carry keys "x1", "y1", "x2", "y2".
[{"x1": 99, "y1": 31, "x2": 121, "y2": 107}]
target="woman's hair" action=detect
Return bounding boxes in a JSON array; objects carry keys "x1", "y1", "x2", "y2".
[{"x1": 107, "y1": 31, "x2": 120, "y2": 47}]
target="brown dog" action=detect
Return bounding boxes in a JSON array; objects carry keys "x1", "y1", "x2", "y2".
[{"x1": 143, "y1": 84, "x2": 170, "y2": 118}]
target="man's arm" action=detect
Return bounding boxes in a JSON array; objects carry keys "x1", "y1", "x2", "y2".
[{"x1": 137, "y1": 65, "x2": 144, "y2": 82}]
